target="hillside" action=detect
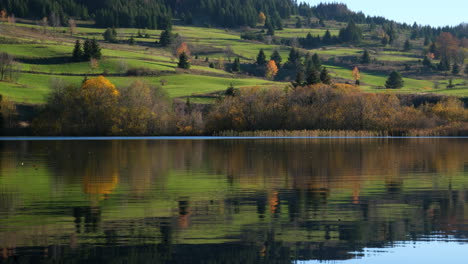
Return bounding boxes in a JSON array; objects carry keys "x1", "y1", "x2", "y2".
[{"x1": 0, "y1": 2, "x2": 467, "y2": 136}]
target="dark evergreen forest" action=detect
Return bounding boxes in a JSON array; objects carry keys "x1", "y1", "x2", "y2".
[{"x1": 0, "y1": 0, "x2": 467, "y2": 39}]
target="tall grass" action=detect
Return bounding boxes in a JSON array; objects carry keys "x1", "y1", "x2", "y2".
[{"x1": 215, "y1": 130, "x2": 389, "y2": 137}]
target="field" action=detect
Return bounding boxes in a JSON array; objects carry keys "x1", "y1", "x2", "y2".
[{"x1": 0, "y1": 20, "x2": 467, "y2": 105}]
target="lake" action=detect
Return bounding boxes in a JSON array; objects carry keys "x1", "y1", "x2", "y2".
[{"x1": 0, "y1": 138, "x2": 467, "y2": 263}]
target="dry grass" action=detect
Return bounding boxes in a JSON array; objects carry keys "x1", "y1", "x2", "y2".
[{"x1": 214, "y1": 130, "x2": 389, "y2": 137}]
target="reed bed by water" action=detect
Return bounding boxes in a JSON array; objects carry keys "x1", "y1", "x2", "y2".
[{"x1": 214, "y1": 130, "x2": 390, "y2": 137}]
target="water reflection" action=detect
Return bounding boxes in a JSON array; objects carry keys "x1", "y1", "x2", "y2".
[{"x1": 0, "y1": 139, "x2": 467, "y2": 263}]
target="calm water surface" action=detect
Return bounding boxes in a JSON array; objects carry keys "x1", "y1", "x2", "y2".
[{"x1": 0, "y1": 139, "x2": 467, "y2": 263}]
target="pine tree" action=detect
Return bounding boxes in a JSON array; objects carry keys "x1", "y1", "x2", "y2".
[
  {"x1": 295, "y1": 69, "x2": 305, "y2": 86},
  {"x1": 381, "y1": 36, "x2": 389, "y2": 46},
  {"x1": 90, "y1": 39, "x2": 101, "y2": 60},
  {"x1": 83, "y1": 39, "x2": 92, "y2": 61},
  {"x1": 312, "y1": 53, "x2": 321, "y2": 69},
  {"x1": 437, "y1": 56, "x2": 451, "y2": 72},
  {"x1": 256, "y1": 49, "x2": 267, "y2": 66},
  {"x1": 429, "y1": 42, "x2": 437, "y2": 54},
  {"x1": 403, "y1": 40, "x2": 411, "y2": 51},
  {"x1": 270, "y1": 50, "x2": 282, "y2": 67},
  {"x1": 128, "y1": 35, "x2": 136, "y2": 45},
  {"x1": 423, "y1": 36, "x2": 430, "y2": 46},
  {"x1": 320, "y1": 67, "x2": 332, "y2": 84},
  {"x1": 323, "y1": 30, "x2": 332, "y2": 45},
  {"x1": 72, "y1": 40, "x2": 83, "y2": 62},
  {"x1": 232, "y1": 57, "x2": 241, "y2": 72},
  {"x1": 422, "y1": 56, "x2": 433, "y2": 69},
  {"x1": 295, "y1": 17, "x2": 302, "y2": 28},
  {"x1": 361, "y1": 50, "x2": 371, "y2": 64},
  {"x1": 306, "y1": 69, "x2": 320, "y2": 85},
  {"x1": 287, "y1": 48, "x2": 301, "y2": 68},
  {"x1": 385, "y1": 71, "x2": 404, "y2": 89},
  {"x1": 159, "y1": 30, "x2": 173, "y2": 47},
  {"x1": 452, "y1": 62, "x2": 460, "y2": 75},
  {"x1": 103, "y1": 28, "x2": 118, "y2": 43},
  {"x1": 178, "y1": 52, "x2": 190, "y2": 69},
  {"x1": 338, "y1": 21, "x2": 362, "y2": 43}
]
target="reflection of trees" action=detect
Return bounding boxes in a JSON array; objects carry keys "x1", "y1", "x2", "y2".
[{"x1": 2, "y1": 139, "x2": 468, "y2": 263}]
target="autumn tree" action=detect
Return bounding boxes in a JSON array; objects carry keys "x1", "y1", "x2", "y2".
[
  {"x1": 80, "y1": 76, "x2": 120, "y2": 135},
  {"x1": 256, "y1": 49, "x2": 267, "y2": 66},
  {"x1": 265, "y1": 60, "x2": 278, "y2": 80},
  {"x1": 40, "y1": 17, "x2": 48, "y2": 33},
  {"x1": 435, "y1": 32, "x2": 459, "y2": 59},
  {"x1": 0, "y1": 9, "x2": 7, "y2": 23},
  {"x1": 258, "y1": 12, "x2": 266, "y2": 25},
  {"x1": 176, "y1": 42, "x2": 191, "y2": 57},
  {"x1": 352, "y1": 66, "x2": 361, "y2": 86},
  {"x1": 385, "y1": 71, "x2": 404, "y2": 89},
  {"x1": 68, "y1": 19, "x2": 76, "y2": 36},
  {"x1": 224, "y1": 45, "x2": 235, "y2": 61},
  {"x1": 178, "y1": 52, "x2": 190, "y2": 69}
]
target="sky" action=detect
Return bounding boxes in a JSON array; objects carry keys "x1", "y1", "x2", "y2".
[{"x1": 304, "y1": 0, "x2": 467, "y2": 27}]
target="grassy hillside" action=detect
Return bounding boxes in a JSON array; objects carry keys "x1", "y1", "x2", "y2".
[{"x1": 0, "y1": 18, "x2": 466, "y2": 105}]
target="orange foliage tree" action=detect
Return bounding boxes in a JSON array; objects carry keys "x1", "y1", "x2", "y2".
[
  {"x1": 176, "y1": 42, "x2": 191, "y2": 57},
  {"x1": 258, "y1": 12, "x2": 266, "y2": 25},
  {"x1": 265, "y1": 60, "x2": 278, "y2": 80},
  {"x1": 80, "y1": 76, "x2": 120, "y2": 134},
  {"x1": 352, "y1": 66, "x2": 360, "y2": 85}
]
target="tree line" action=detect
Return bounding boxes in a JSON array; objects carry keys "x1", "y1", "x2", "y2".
[
  {"x1": 21, "y1": 76, "x2": 465, "y2": 136},
  {"x1": 1, "y1": 0, "x2": 467, "y2": 39}
]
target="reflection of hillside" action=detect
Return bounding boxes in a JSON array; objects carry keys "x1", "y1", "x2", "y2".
[{"x1": 1, "y1": 139, "x2": 468, "y2": 263}]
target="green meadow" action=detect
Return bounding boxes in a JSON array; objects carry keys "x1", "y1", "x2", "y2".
[{"x1": 0, "y1": 21, "x2": 466, "y2": 105}]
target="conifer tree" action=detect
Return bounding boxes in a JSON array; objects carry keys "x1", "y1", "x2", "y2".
[
  {"x1": 438, "y1": 56, "x2": 451, "y2": 72},
  {"x1": 422, "y1": 56, "x2": 433, "y2": 69},
  {"x1": 72, "y1": 40, "x2": 83, "y2": 62},
  {"x1": 312, "y1": 53, "x2": 321, "y2": 69},
  {"x1": 256, "y1": 49, "x2": 267, "y2": 66},
  {"x1": 295, "y1": 68, "x2": 306, "y2": 86},
  {"x1": 90, "y1": 39, "x2": 101, "y2": 60},
  {"x1": 361, "y1": 50, "x2": 371, "y2": 64},
  {"x1": 452, "y1": 62, "x2": 460, "y2": 75},
  {"x1": 159, "y1": 30, "x2": 173, "y2": 47},
  {"x1": 403, "y1": 40, "x2": 411, "y2": 51},
  {"x1": 270, "y1": 50, "x2": 282, "y2": 67},
  {"x1": 103, "y1": 28, "x2": 118, "y2": 43},
  {"x1": 232, "y1": 57, "x2": 241, "y2": 72},
  {"x1": 385, "y1": 71, "x2": 404, "y2": 89},
  {"x1": 320, "y1": 67, "x2": 332, "y2": 84},
  {"x1": 83, "y1": 39, "x2": 92, "y2": 61},
  {"x1": 178, "y1": 52, "x2": 190, "y2": 69},
  {"x1": 306, "y1": 69, "x2": 320, "y2": 85},
  {"x1": 323, "y1": 30, "x2": 332, "y2": 45}
]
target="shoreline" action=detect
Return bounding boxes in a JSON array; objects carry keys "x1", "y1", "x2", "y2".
[{"x1": 1, "y1": 136, "x2": 468, "y2": 141}]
